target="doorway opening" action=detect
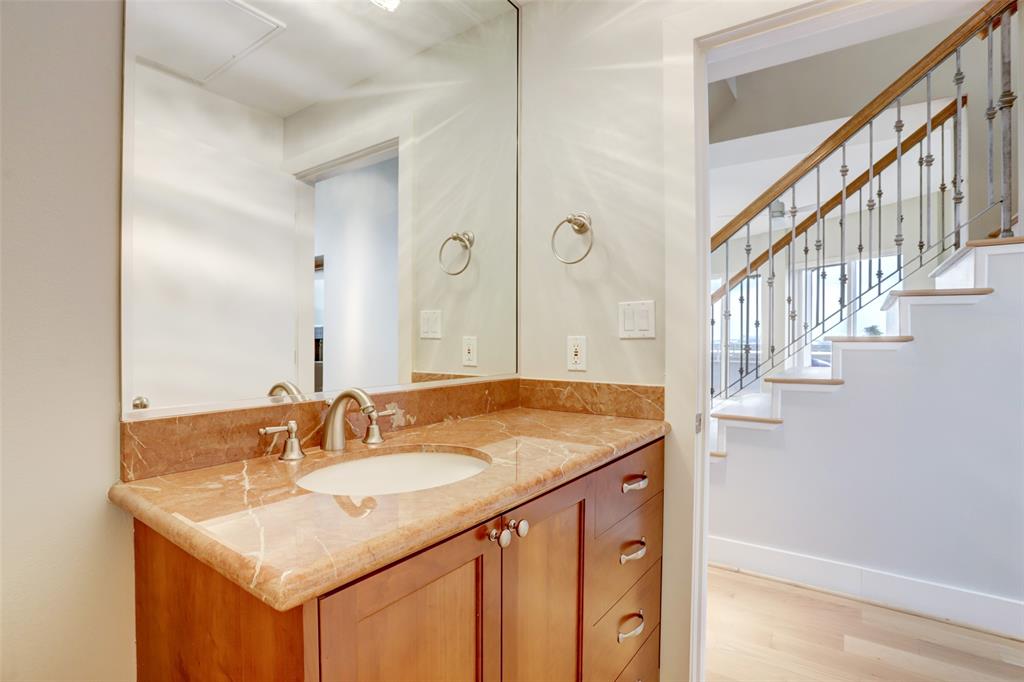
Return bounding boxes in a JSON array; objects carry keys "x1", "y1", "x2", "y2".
[{"x1": 300, "y1": 141, "x2": 400, "y2": 392}]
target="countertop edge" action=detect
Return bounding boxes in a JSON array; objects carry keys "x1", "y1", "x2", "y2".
[{"x1": 109, "y1": 416, "x2": 670, "y2": 612}]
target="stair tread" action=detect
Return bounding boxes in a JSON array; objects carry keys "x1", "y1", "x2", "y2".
[
  {"x1": 881, "y1": 287, "x2": 994, "y2": 311},
  {"x1": 891, "y1": 287, "x2": 994, "y2": 297},
  {"x1": 764, "y1": 367, "x2": 843, "y2": 385},
  {"x1": 825, "y1": 335, "x2": 914, "y2": 343},
  {"x1": 711, "y1": 393, "x2": 780, "y2": 424},
  {"x1": 965, "y1": 235, "x2": 1024, "y2": 247}
]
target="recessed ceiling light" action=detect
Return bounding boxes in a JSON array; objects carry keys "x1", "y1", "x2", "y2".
[{"x1": 370, "y1": 0, "x2": 400, "y2": 12}]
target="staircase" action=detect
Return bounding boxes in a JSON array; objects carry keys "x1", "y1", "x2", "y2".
[{"x1": 707, "y1": 1, "x2": 1024, "y2": 639}]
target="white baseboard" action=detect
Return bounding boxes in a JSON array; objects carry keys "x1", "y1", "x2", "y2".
[{"x1": 709, "y1": 535, "x2": 1024, "y2": 639}]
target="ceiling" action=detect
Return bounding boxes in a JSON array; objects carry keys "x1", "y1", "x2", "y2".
[{"x1": 130, "y1": 0, "x2": 515, "y2": 118}]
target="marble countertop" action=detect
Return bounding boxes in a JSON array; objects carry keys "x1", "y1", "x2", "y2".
[{"x1": 108, "y1": 407, "x2": 669, "y2": 611}]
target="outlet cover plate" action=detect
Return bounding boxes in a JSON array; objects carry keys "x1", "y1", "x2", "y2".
[
  {"x1": 462, "y1": 336, "x2": 478, "y2": 367},
  {"x1": 567, "y1": 336, "x2": 587, "y2": 371}
]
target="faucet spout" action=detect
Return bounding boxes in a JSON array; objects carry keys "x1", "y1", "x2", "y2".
[{"x1": 323, "y1": 388, "x2": 393, "y2": 451}]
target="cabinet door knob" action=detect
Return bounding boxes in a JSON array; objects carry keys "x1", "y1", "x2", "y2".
[
  {"x1": 617, "y1": 609, "x2": 645, "y2": 643},
  {"x1": 506, "y1": 518, "x2": 529, "y2": 538},
  {"x1": 619, "y1": 537, "x2": 647, "y2": 565},
  {"x1": 489, "y1": 528, "x2": 512, "y2": 548},
  {"x1": 621, "y1": 472, "x2": 649, "y2": 494}
]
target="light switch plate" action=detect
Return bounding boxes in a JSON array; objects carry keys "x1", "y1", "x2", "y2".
[
  {"x1": 462, "y1": 336, "x2": 478, "y2": 367},
  {"x1": 567, "y1": 336, "x2": 587, "y2": 371},
  {"x1": 420, "y1": 310, "x2": 442, "y2": 339},
  {"x1": 619, "y1": 300, "x2": 655, "y2": 339}
]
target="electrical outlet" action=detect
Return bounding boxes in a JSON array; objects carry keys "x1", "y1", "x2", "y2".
[
  {"x1": 619, "y1": 300, "x2": 656, "y2": 338},
  {"x1": 462, "y1": 336, "x2": 478, "y2": 367},
  {"x1": 567, "y1": 336, "x2": 587, "y2": 371},
  {"x1": 420, "y1": 310, "x2": 442, "y2": 339}
]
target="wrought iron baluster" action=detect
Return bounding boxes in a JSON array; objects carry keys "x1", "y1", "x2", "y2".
[
  {"x1": 918, "y1": 141, "x2": 924, "y2": 264},
  {"x1": 877, "y1": 174, "x2": 884, "y2": 294},
  {"x1": 743, "y1": 223, "x2": 752, "y2": 384},
  {"x1": 788, "y1": 189, "x2": 797, "y2": 350},
  {"x1": 804, "y1": 229, "x2": 810, "y2": 349},
  {"x1": 1000, "y1": 9, "x2": 1016, "y2": 237},
  {"x1": 840, "y1": 144, "x2": 848, "y2": 321},
  {"x1": 723, "y1": 240, "x2": 731, "y2": 396},
  {"x1": 867, "y1": 121, "x2": 876, "y2": 299},
  {"x1": 710, "y1": 301, "x2": 716, "y2": 398},
  {"x1": 895, "y1": 97, "x2": 904, "y2": 281},
  {"x1": 925, "y1": 73, "x2": 934, "y2": 250},
  {"x1": 988, "y1": 17, "x2": 997, "y2": 210},
  {"x1": 858, "y1": 187, "x2": 864, "y2": 313},
  {"x1": 754, "y1": 264, "x2": 761, "y2": 380},
  {"x1": 940, "y1": 120, "x2": 948, "y2": 248},
  {"x1": 815, "y1": 165, "x2": 822, "y2": 334},
  {"x1": 953, "y1": 47, "x2": 965, "y2": 249}
]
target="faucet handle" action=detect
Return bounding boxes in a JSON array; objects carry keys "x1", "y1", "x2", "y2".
[
  {"x1": 376, "y1": 408, "x2": 396, "y2": 418},
  {"x1": 259, "y1": 420, "x2": 296, "y2": 437},
  {"x1": 258, "y1": 420, "x2": 305, "y2": 461}
]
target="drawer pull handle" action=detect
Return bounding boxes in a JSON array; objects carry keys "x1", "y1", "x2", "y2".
[
  {"x1": 621, "y1": 472, "x2": 649, "y2": 494},
  {"x1": 619, "y1": 537, "x2": 647, "y2": 565},
  {"x1": 617, "y1": 609, "x2": 645, "y2": 643}
]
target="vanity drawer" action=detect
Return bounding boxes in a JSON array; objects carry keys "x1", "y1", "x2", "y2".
[
  {"x1": 593, "y1": 439, "x2": 664, "y2": 535},
  {"x1": 584, "y1": 561, "x2": 662, "y2": 682},
  {"x1": 587, "y1": 492, "x2": 664, "y2": 625},
  {"x1": 615, "y1": 624, "x2": 660, "y2": 682}
]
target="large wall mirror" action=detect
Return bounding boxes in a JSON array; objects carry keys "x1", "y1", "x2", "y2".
[{"x1": 121, "y1": 0, "x2": 519, "y2": 415}]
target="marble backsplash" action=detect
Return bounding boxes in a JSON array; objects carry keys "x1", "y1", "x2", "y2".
[{"x1": 120, "y1": 377, "x2": 664, "y2": 481}]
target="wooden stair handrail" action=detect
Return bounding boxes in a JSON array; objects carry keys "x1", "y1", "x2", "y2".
[
  {"x1": 710, "y1": 0, "x2": 1013, "y2": 253},
  {"x1": 712, "y1": 96, "x2": 964, "y2": 304}
]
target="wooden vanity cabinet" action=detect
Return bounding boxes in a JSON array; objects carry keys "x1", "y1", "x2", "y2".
[
  {"x1": 500, "y1": 477, "x2": 589, "y2": 681},
  {"x1": 133, "y1": 438, "x2": 664, "y2": 682},
  {"x1": 318, "y1": 523, "x2": 502, "y2": 682}
]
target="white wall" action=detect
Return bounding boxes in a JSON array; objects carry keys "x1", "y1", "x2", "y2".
[
  {"x1": 1, "y1": 1, "x2": 136, "y2": 679},
  {"x1": 316, "y1": 157, "x2": 400, "y2": 389},
  {"x1": 519, "y1": 2, "x2": 668, "y2": 385},
  {"x1": 284, "y1": 11, "x2": 518, "y2": 380},
  {"x1": 126, "y1": 64, "x2": 311, "y2": 410},
  {"x1": 709, "y1": 252, "x2": 1024, "y2": 636}
]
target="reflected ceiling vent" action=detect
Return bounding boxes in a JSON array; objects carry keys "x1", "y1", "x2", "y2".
[{"x1": 132, "y1": 0, "x2": 285, "y2": 84}]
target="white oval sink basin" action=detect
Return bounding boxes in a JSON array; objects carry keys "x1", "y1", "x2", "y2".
[{"x1": 297, "y1": 448, "x2": 490, "y2": 497}]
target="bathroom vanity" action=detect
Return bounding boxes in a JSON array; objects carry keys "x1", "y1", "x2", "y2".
[{"x1": 111, "y1": 408, "x2": 667, "y2": 681}]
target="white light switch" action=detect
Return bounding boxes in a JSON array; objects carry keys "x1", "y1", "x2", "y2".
[
  {"x1": 420, "y1": 310, "x2": 442, "y2": 339},
  {"x1": 567, "y1": 336, "x2": 587, "y2": 371},
  {"x1": 462, "y1": 336, "x2": 478, "y2": 367},
  {"x1": 619, "y1": 301, "x2": 655, "y2": 339}
]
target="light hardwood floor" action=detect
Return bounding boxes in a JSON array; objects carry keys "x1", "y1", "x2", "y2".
[{"x1": 706, "y1": 567, "x2": 1024, "y2": 681}]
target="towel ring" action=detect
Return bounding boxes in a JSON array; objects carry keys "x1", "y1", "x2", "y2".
[
  {"x1": 551, "y1": 212, "x2": 593, "y2": 264},
  {"x1": 439, "y1": 231, "x2": 475, "y2": 276}
]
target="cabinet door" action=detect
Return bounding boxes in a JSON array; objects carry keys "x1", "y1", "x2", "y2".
[
  {"x1": 319, "y1": 521, "x2": 502, "y2": 682},
  {"x1": 501, "y1": 477, "x2": 589, "y2": 682}
]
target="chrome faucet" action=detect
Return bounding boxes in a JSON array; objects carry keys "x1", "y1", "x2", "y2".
[{"x1": 322, "y1": 388, "x2": 395, "y2": 451}]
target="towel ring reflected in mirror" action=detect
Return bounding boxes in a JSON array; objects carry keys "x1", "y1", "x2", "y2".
[
  {"x1": 551, "y1": 212, "x2": 593, "y2": 264},
  {"x1": 439, "y1": 231, "x2": 475, "y2": 276}
]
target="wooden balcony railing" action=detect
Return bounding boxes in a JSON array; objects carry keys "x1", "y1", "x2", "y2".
[
  {"x1": 710, "y1": 0, "x2": 1014, "y2": 253},
  {"x1": 711, "y1": 97, "x2": 966, "y2": 304}
]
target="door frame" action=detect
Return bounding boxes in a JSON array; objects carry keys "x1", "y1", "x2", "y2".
[
  {"x1": 285, "y1": 116, "x2": 416, "y2": 385},
  {"x1": 659, "y1": 1, "x2": 969, "y2": 679}
]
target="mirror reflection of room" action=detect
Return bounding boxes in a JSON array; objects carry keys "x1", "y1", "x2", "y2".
[{"x1": 123, "y1": 0, "x2": 518, "y2": 412}]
